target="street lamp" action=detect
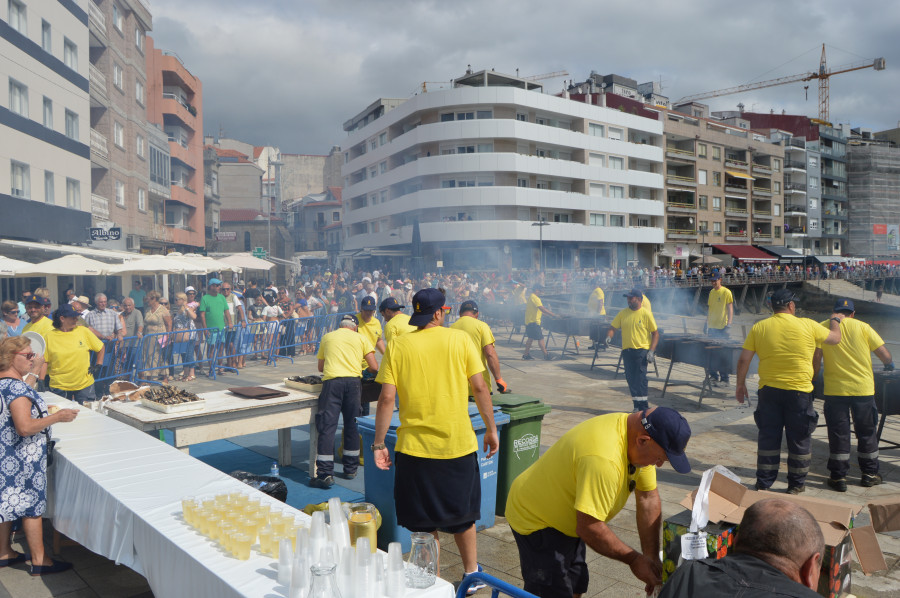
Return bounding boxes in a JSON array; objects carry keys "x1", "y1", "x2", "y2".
[
  {"x1": 532, "y1": 212, "x2": 550, "y2": 271},
  {"x1": 689, "y1": 217, "x2": 709, "y2": 278}
]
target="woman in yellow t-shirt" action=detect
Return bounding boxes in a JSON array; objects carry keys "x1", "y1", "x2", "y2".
[{"x1": 44, "y1": 303, "x2": 105, "y2": 404}]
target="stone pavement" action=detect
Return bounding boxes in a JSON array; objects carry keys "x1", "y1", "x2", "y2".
[{"x1": 3, "y1": 316, "x2": 899, "y2": 597}]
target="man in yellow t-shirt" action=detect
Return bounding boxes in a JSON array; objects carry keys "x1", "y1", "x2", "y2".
[
  {"x1": 812, "y1": 299, "x2": 894, "y2": 491},
  {"x1": 379, "y1": 297, "x2": 415, "y2": 345},
  {"x1": 706, "y1": 273, "x2": 734, "y2": 385},
  {"x1": 736, "y1": 289, "x2": 842, "y2": 493},
  {"x1": 607, "y1": 288, "x2": 659, "y2": 412},
  {"x1": 587, "y1": 282, "x2": 606, "y2": 316},
  {"x1": 311, "y1": 314, "x2": 377, "y2": 488},
  {"x1": 451, "y1": 300, "x2": 510, "y2": 394},
  {"x1": 506, "y1": 407, "x2": 692, "y2": 597},
  {"x1": 44, "y1": 303, "x2": 105, "y2": 403},
  {"x1": 523, "y1": 286, "x2": 557, "y2": 361},
  {"x1": 373, "y1": 288, "x2": 498, "y2": 590}
]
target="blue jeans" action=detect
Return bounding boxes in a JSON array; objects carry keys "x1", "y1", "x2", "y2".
[
  {"x1": 50, "y1": 385, "x2": 96, "y2": 405},
  {"x1": 621, "y1": 348, "x2": 648, "y2": 398}
]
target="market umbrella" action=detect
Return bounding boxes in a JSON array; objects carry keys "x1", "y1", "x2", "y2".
[
  {"x1": 17, "y1": 254, "x2": 111, "y2": 276},
  {"x1": 216, "y1": 253, "x2": 275, "y2": 271},
  {"x1": 178, "y1": 253, "x2": 241, "y2": 273},
  {"x1": 0, "y1": 255, "x2": 33, "y2": 276},
  {"x1": 106, "y1": 257, "x2": 203, "y2": 275}
]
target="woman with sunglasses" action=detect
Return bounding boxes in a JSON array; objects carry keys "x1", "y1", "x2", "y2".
[
  {"x1": 142, "y1": 291, "x2": 172, "y2": 384},
  {"x1": 44, "y1": 304, "x2": 105, "y2": 404},
  {"x1": 1, "y1": 301, "x2": 26, "y2": 337},
  {"x1": 0, "y1": 336, "x2": 78, "y2": 576}
]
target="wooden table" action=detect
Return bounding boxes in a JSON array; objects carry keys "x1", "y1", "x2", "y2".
[{"x1": 103, "y1": 383, "x2": 319, "y2": 476}]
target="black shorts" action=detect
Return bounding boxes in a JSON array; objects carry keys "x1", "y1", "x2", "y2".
[
  {"x1": 526, "y1": 322, "x2": 543, "y2": 340},
  {"x1": 512, "y1": 527, "x2": 588, "y2": 598},
  {"x1": 394, "y1": 452, "x2": 480, "y2": 534}
]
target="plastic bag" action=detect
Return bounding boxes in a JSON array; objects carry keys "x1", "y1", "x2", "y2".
[{"x1": 229, "y1": 470, "x2": 288, "y2": 502}]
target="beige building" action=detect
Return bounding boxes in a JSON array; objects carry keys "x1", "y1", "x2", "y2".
[{"x1": 661, "y1": 103, "x2": 785, "y2": 266}]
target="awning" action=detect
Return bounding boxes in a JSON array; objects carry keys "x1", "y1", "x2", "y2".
[
  {"x1": 759, "y1": 245, "x2": 805, "y2": 263},
  {"x1": 812, "y1": 255, "x2": 848, "y2": 264},
  {"x1": 725, "y1": 171, "x2": 755, "y2": 180},
  {"x1": 0, "y1": 239, "x2": 138, "y2": 262},
  {"x1": 711, "y1": 244, "x2": 776, "y2": 263}
]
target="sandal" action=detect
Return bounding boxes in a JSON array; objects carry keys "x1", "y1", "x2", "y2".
[
  {"x1": 184, "y1": 375, "x2": 196, "y2": 382},
  {"x1": 0, "y1": 552, "x2": 27, "y2": 567},
  {"x1": 30, "y1": 559, "x2": 73, "y2": 576}
]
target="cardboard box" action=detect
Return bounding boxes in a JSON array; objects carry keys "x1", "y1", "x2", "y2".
[
  {"x1": 677, "y1": 472, "x2": 888, "y2": 598},
  {"x1": 662, "y1": 510, "x2": 736, "y2": 583}
]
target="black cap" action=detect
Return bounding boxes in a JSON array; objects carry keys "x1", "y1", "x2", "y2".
[
  {"x1": 641, "y1": 407, "x2": 692, "y2": 474},
  {"x1": 833, "y1": 298, "x2": 855, "y2": 313},
  {"x1": 771, "y1": 289, "x2": 798, "y2": 308},
  {"x1": 55, "y1": 304, "x2": 79, "y2": 319},
  {"x1": 360, "y1": 296, "x2": 376, "y2": 311},
  {"x1": 459, "y1": 300, "x2": 478, "y2": 314},
  {"x1": 624, "y1": 288, "x2": 643, "y2": 299},
  {"x1": 379, "y1": 297, "x2": 404, "y2": 312},
  {"x1": 409, "y1": 288, "x2": 447, "y2": 326}
]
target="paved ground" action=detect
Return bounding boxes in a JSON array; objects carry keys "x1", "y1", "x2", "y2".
[{"x1": 3, "y1": 312, "x2": 899, "y2": 597}]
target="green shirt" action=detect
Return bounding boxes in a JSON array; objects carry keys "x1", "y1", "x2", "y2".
[{"x1": 199, "y1": 293, "x2": 229, "y2": 330}]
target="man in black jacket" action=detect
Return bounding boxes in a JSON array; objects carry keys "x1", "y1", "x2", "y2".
[{"x1": 659, "y1": 498, "x2": 823, "y2": 597}]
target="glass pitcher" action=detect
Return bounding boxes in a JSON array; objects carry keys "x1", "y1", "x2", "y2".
[
  {"x1": 406, "y1": 532, "x2": 437, "y2": 588},
  {"x1": 307, "y1": 562, "x2": 341, "y2": 598},
  {"x1": 344, "y1": 503, "x2": 377, "y2": 553}
]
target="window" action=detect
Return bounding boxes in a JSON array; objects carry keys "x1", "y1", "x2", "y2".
[
  {"x1": 712, "y1": 171, "x2": 721, "y2": 186},
  {"x1": 368, "y1": 166, "x2": 376, "y2": 179},
  {"x1": 136, "y1": 134, "x2": 145, "y2": 158},
  {"x1": 808, "y1": 176, "x2": 818, "y2": 189},
  {"x1": 456, "y1": 111, "x2": 474, "y2": 120},
  {"x1": 774, "y1": 181, "x2": 781, "y2": 193},
  {"x1": 65, "y1": 178, "x2": 79, "y2": 208},
  {"x1": 609, "y1": 156, "x2": 624, "y2": 170},
  {"x1": 115, "y1": 180, "x2": 125, "y2": 206},
  {"x1": 440, "y1": 113, "x2": 453, "y2": 122},
  {"x1": 379, "y1": 161, "x2": 387, "y2": 174},
  {"x1": 135, "y1": 26, "x2": 144, "y2": 52},
  {"x1": 8, "y1": 79, "x2": 28, "y2": 117},
  {"x1": 609, "y1": 215, "x2": 625, "y2": 227},
  {"x1": 713, "y1": 196, "x2": 722, "y2": 211},
  {"x1": 775, "y1": 227, "x2": 781, "y2": 239},
  {"x1": 10, "y1": 161, "x2": 29, "y2": 198},
  {"x1": 699, "y1": 195, "x2": 708, "y2": 209},
  {"x1": 699, "y1": 220, "x2": 708, "y2": 232},
  {"x1": 137, "y1": 188, "x2": 146, "y2": 211},
  {"x1": 516, "y1": 113, "x2": 527, "y2": 122},
  {"x1": 712, "y1": 146, "x2": 721, "y2": 160},
  {"x1": 588, "y1": 153, "x2": 604, "y2": 166},
  {"x1": 333, "y1": 211, "x2": 340, "y2": 222},
  {"x1": 64, "y1": 110, "x2": 78, "y2": 139},
  {"x1": 610, "y1": 186, "x2": 624, "y2": 198},
  {"x1": 697, "y1": 143, "x2": 707, "y2": 158},
  {"x1": 773, "y1": 158, "x2": 781, "y2": 172},
  {"x1": 808, "y1": 156, "x2": 818, "y2": 169},
  {"x1": 370, "y1": 139, "x2": 377, "y2": 151},
  {"x1": 809, "y1": 219, "x2": 818, "y2": 230},
  {"x1": 713, "y1": 222, "x2": 722, "y2": 234},
  {"x1": 608, "y1": 127, "x2": 624, "y2": 141},
  {"x1": 809, "y1": 198, "x2": 818, "y2": 210},
  {"x1": 42, "y1": 96, "x2": 52, "y2": 128},
  {"x1": 135, "y1": 80, "x2": 144, "y2": 105},
  {"x1": 517, "y1": 178, "x2": 528, "y2": 188},
  {"x1": 243, "y1": 231, "x2": 251, "y2": 251},
  {"x1": 589, "y1": 183, "x2": 605, "y2": 196},
  {"x1": 476, "y1": 110, "x2": 492, "y2": 119},
  {"x1": 8, "y1": 0, "x2": 26, "y2": 34},
  {"x1": 114, "y1": 121, "x2": 124, "y2": 147},
  {"x1": 41, "y1": 20, "x2": 51, "y2": 52},
  {"x1": 380, "y1": 190, "x2": 387, "y2": 203},
  {"x1": 63, "y1": 38, "x2": 77, "y2": 70},
  {"x1": 113, "y1": 63, "x2": 123, "y2": 89},
  {"x1": 698, "y1": 170, "x2": 707, "y2": 185},
  {"x1": 43, "y1": 171, "x2": 53, "y2": 203},
  {"x1": 379, "y1": 132, "x2": 386, "y2": 145},
  {"x1": 590, "y1": 214, "x2": 606, "y2": 226},
  {"x1": 774, "y1": 203, "x2": 781, "y2": 216},
  {"x1": 112, "y1": 4, "x2": 123, "y2": 31}
]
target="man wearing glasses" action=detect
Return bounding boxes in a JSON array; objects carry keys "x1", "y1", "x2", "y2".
[
  {"x1": 18, "y1": 290, "x2": 32, "y2": 318},
  {"x1": 505, "y1": 407, "x2": 692, "y2": 598}
]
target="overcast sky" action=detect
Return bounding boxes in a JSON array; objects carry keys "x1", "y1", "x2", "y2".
[{"x1": 149, "y1": 0, "x2": 899, "y2": 155}]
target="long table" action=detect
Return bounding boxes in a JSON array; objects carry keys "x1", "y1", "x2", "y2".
[
  {"x1": 102, "y1": 384, "x2": 318, "y2": 476},
  {"x1": 44, "y1": 393, "x2": 453, "y2": 598}
]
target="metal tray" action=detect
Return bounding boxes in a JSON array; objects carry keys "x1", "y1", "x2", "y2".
[{"x1": 140, "y1": 398, "x2": 207, "y2": 414}]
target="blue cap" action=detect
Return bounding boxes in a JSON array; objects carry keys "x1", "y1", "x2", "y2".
[
  {"x1": 297, "y1": 298, "x2": 308, "y2": 307},
  {"x1": 360, "y1": 296, "x2": 376, "y2": 311},
  {"x1": 711, "y1": 273, "x2": 722, "y2": 281},
  {"x1": 459, "y1": 300, "x2": 478, "y2": 314},
  {"x1": 771, "y1": 288, "x2": 798, "y2": 308},
  {"x1": 55, "y1": 303, "x2": 79, "y2": 319},
  {"x1": 624, "y1": 288, "x2": 643, "y2": 299},
  {"x1": 833, "y1": 298, "x2": 855, "y2": 313},
  {"x1": 208, "y1": 278, "x2": 223, "y2": 286},
  {"x1": 379, "y1": 297, "x2": 404, "y2": 312},
  {"x1": 409, "y1": 288, "x2": 446, "y2": 326},
  {"x1": 27, "y1": 296, "x2": 50, "y2": 307},
  {"x1": 641, "y1": 407, "x2": 692, "y2": 473}
]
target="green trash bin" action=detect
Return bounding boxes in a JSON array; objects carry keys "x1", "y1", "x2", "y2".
[{"x1": 490, "y1": 393, "x2": 551, "y2": 516}]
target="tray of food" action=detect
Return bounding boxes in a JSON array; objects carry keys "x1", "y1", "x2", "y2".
[
  {"x1": 228, "y1": 386, "x2": 290, "y2": 400},
  {"x1": 140, "y1": 386, "x2": 206, "y2": 413},
  {"x1": 284, "y1": 375, "x2": 323, "y2": 392}
]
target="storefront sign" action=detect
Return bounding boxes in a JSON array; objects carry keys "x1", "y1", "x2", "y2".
[{"x1": 90, "y1": 227, "x2": 121, "y2": 241}]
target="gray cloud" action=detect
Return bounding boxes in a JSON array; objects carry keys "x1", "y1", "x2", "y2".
[{"x1": 149, "y1": 0, "x2": 900, "y2": 154}]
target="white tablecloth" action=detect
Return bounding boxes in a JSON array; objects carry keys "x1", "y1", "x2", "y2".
[{"x1": 44, "y1": 394, "x2": 453, "y2": 598}]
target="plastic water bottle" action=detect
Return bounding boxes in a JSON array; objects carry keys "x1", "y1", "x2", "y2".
[{"x1": 270, "y1": 461, "x2": 280, "y2": 476}]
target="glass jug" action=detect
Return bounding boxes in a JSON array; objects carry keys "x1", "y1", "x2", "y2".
[{"x1": 406, "y1": 532, "x2": 437, "y2": 588}]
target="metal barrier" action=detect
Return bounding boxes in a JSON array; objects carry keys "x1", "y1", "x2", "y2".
[
  {"x1": 456, "y1": 572, "x2": 538, "y2": 598},
  {"x1": 268, "y1": 312, "x2": 345, "y2": 365}
]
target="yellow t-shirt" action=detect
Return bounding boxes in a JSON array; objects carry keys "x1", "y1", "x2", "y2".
[
  {"x1": 356, "y1": 313, "x2": 383, "y2": 368},
  {"x1": 610, "y1": 307, "x2": 658, "y2": 350},
  {"x1": 743, "y1": 313, "x2": 830, "y2": 392},
  {"x1": 375, "y1": 326, "x2": 484, "y2": 458},
  {"x1": 587, "y1": 288, "x2": 606, "y2": 315},
  {"x1": 506, "y1": 413, "x2": 656, "y2": 537},
  {"x1": 451, "y1": 315, "x2": 496, "y2": 390},
  {"x1": 316, "y1": 327, "x2": 375, "y2": 381},
  {"x1": 707, "y1": 287, "x2": 734, "y2": 330},
  {"x1": 383, "y1": 312, "x2": 416, "y2": 345},
  {"x1": 512, "y1": 286, "x2": 527, "y2": 305},
  {"x1": 45, "y1": 326, "x2": 104, "y2": 391},
  {"x1": 23, "y1": 316, "x2": 54, "y2": 341},
  {"x1": 817, "y1": 317, "x2": 884, "y2": 396},
  {"x1": 642, "y1": 294, "x2": 652, "y2": 314},
  {"x1": 525, "y1": 293, "x2": 543, "y2": 325}
]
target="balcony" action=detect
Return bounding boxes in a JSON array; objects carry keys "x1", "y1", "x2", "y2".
[
  {"x1": 90, "y1": 128, "x2": 109, "y2": 169},
  {"x1": 752, "y1": 210, "x2": 772, "y2": 220},
  {"x1": 666, "y1": 147, "x2": 697, "y2": 161},
  {"x1": 725, "y1": 231, "x2": 748, "y2": 242},
  {"x1": 89, "y1": 64, "x2": 107, "y2": 92},
  {"x1": 784, "y1": 182, "x2": 807, "y2": 193},
  {"x1": 88, "y1": 2, "x2": 107, "y2": 47},
  {"x1": 789, "y1": 138, "x2": 807, "y2": 149},
  {"x1": 824, "y1": 211, "x2": 848, "y2": 221},
  {"x1": 724, "y1": 185, "x2": 748, "y2": 194},
  {"x1": 666, "y1": 228, "x2": 697, "y2": 240},
  {"x1": 725, "y1": 158, "x2": 748, "y2": 169},
  {"x1": 666, "y1": 201, "x2": 697, "y2": 214},
  {"x1": 785, "y1": 226, "x2": 807, "y2": 236},
  {"x1": 91, "y1": 194, "x2": 109, "y2": 219},
  {"x1": 752, "y1": 187, "x2": 773, "y2": 197},
  {"x1": 822, "y1": 167, "x2": 847, "y2": 180},
  {"x1": 785, "y1": 205, "x2": 806, "y2": 215},
  {"x1": 753, "y1": 232, "x2": 773, "y2": 241},
  {"x1": 725, "y1": 207, "x2": 748, "y2": 218},
  {"x1": 785, "y1": 159, "x2": 806, "y2": 170},
  {"x1": 666, "y1": 174, "x2": 697, "y2": 188},
  {"x1": 752, "y1": 163, "x2": 773, "y2": 175}
]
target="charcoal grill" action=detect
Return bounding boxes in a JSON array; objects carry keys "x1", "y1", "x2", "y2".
[
  {"x1": 548, "y1": 315, "x2": 609, "y2": 355},
  {"x1": 657, "y1": 334, "x2": 747, "y2": 404},
  {"x1": 875, "y1": 371, "x2": 900, "y2": 450}
]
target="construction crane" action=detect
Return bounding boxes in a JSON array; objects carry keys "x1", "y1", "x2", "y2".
[{"x1": 675, "y1": 45, "x2": 885, "y2": 122}]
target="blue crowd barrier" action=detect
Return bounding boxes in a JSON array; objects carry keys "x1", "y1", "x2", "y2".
[{"x1": 456, "y1": 572, "x2": 538, "y2": 598}]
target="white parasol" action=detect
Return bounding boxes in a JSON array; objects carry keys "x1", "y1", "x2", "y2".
[
  {"x1": 216, "y1": 253, "x2": 275, "y2": 271},
  {"x1": 106, "y1": 257, "x2": 204, "y2": 275},
  {"x1": 17, "y1": 254, "x2": 111, "y2": 276},
  {"x1": 0, "y1": 255, "x2": 33, "y2": 277}
]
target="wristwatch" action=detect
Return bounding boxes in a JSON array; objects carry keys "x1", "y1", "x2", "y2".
[{"x1": 371, "y1": 443, "x2": 386, "y2": 451}]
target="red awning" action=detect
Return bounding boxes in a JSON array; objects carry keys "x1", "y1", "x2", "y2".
[{"x1": 711, "y1": 245, "x2": 777, "y2": 263}]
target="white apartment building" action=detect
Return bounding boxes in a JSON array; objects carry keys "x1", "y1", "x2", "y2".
[
  {"x1": 339, "y1": 69, "x2": 665, "y2": 272},
  {"x1": 1, "y1": 0, "x2": 91, "y2": 244}
]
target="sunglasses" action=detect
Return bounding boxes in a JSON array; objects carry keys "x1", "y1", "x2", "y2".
[
  {"x1": 160, "y1": 301, "x2": 169, "y2": 305},
  {"x1": 2, "y1": 310, "x2": 16, "y2": 315},
  {"x1": 17, "y1": 352, "x2": 36, "y2": 360},
  {"x1": 627, "y1": 464, "x2": 636, "y2": 493}
]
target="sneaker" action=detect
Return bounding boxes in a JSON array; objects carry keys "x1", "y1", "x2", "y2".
[
  {"x1": 861, "y1": 473, "x2": 883, "y2": 487},
  {"x1": 754, "y1": 481, "x2": 770, "y2": 491},
  {"x1": 786, "y1": 485, "x2": 805, "y2": 495},
  {"x1": 342, "y1": 471, "x2": 357, "y2": 480},
  {"x1": 543, "y1": 354, "x2": 555, "y2": 361},
  {"x1": 826, "y1": 478, "x2": 848, "y2": 492},
  {"x1": 461, "y1": 564, "x2": 486, "y2": 595},
  {"x1": 309, "y1": 476, "x2": 335, "y2": 489},
  {"x1": 720, "y1": 377, "x2": 730, "y2": 385},
  {"x1": 522, "y1": 354, "x2": 534, "y2": 360}
]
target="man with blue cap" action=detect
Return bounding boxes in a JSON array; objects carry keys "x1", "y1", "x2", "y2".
[
  {"x1": 813, "y1": 298, "x2": 894, "y2": 491},
  {"x1": 198, "y1": 277, "x2": 232, "y2": 372},
  {"x1": 506, "y1": 406, "x2": 692, "y2": 597}
]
